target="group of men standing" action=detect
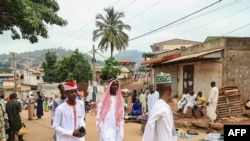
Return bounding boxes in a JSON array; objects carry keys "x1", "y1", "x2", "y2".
[
  {"x1": 6, "y1": 77, "x2": 217, "y2": 141},
  {"x1": 51, "y1": 78, "x2": 126, "y2": 141},
  {"x1": 177, "y1": 81, "x2": 219, "y2": 123}
]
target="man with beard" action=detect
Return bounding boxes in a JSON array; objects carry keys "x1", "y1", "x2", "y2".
[{"x1": 96, "y1": 78, "x2": 124, "y2": 141}]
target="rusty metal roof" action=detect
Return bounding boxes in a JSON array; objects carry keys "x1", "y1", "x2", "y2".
[{"x1": 162, "y1": 48, "x2": 223, "y2": 64}]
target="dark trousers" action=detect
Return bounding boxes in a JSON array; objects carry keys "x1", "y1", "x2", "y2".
[
  {"x1": 8, "y1": 127, "x2": 24, "y2": 141},
  {"x1": 192, "y1": 105, "x2": 204, "y2": 118}
]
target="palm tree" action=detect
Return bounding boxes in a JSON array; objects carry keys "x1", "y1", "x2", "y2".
[{"x1": 93, "y1": 7, "x2": 131, "y2": 57}]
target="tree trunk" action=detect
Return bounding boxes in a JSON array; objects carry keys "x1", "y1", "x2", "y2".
[{"x1": 110, "y1": 42, "x2": 114, "y2": 57}]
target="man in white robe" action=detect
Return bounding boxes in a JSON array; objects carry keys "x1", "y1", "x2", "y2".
[
  {"x1": 142, "y1": 73, "x2": 177, "y2": 141},
  {"x1": 207, "y1": 81, "x2": 219, "y2": 122},
  {"x1": 53, "y1": 81, "x2": 86, "y2": 141},
  {"x1": 147, "y1": 85, "x2": 159, "y2": 115},
  {"x1": 96, "y1": 78, "x2": 124, "y2": 141},
  {"x1": 177, "y1": 89, "x2": 189, "y2": 112},
  {"x1": 183, "y1": 90, "x2": 197, "y2": 118}
]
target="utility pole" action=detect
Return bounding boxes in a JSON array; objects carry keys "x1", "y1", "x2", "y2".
[
  {"x1": 10, "y1": 52, "x2": 17, "y2": 93},
  {"x1": 92, "y1": 45, "x2": 96, "y2": 81}
]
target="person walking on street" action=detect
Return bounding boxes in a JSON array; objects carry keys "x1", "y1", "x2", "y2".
[
  {"x1": 139, "y1": 89, "x2": 147, "y2": 114},
  {"x1": 6, "y1": 93, "x2": 25, "y2": 141},
  {"x1": 96, "y1": 78, "x2": 125, "y2": 141},
  {"x1": 53, "y1": 81, "x2": 86, "y2": 141},
  {"x1": 142, "y1": 73, "x2": 177, "y2": 141},
  {"x1": 36, "y1": 91, "x2": 44, "y2": 119},
  {"x1": 147, "y1": 84, "x2": 159, "y2": 115},
  {"x1": 51, "y1": 84, "x2": 67, "y2": 141},
  {"x1": 0, "y1": 94, "x2": 7, "y2": 141},
  {"x1": 27, "y1": 91, "x2": 35, "y2": 120}
]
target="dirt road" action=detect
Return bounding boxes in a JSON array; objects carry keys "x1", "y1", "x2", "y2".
[
  {"x1": 19, "y1": 109, "x2": 208, "y2": 141},
  {"x1": 20, "y1": 109, "x2": 144, "y2": 141}
]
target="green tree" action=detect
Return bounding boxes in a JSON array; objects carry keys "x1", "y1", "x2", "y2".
[
  {"x1": 0, "y1": 0, "x2": 67, "y2": 43},
  {"x1": 93, "y1": 7, "x2": 131, "y2": 57},
  {"x1": 42, "y1": 50, "x2": 58, "y2": 82},
  {"x1": 56, "y1": 49, "x2": 93, "y2": 82},
  {"x1": 100, "y1": 57, "x2": 121, "y2": 80}
]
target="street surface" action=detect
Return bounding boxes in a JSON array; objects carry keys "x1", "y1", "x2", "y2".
[{"x1": 19, "y1": 109, "x2": 207, "y2": 141}]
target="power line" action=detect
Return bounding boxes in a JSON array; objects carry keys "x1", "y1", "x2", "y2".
[
  {"x1": 154, "y1": 5, "x2": 250, "y2": 43},
  {"x1": 126, "y1": 0, "x2": 162, "y2": 22},
  {"x1": 49, "y1": 0, "x2": 122, "y2": 48},
  {"x1": 126, "y1": 0, "x2": 244, "y2": 48},
  {"x1": 121, "y1": 0, "x2": 137, "y2": 11},
  {"x1": 222, "y1": 22, "x2": 250, "y2": 35},
  {"x1": 129, "y1": 0, "x2": 223, "y2": 41},
  {"x1": 63, "y1": 0, "x2": 137, "y2": 49},
  {"x1": 151, "y1": 0, "x2": 242, "y2": 33},
  {"x1": 95, "y1": 50, "x2": 108, "y2": 60}
]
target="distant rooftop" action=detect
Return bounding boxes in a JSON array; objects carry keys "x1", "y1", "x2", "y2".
[
  {"x1": 152, "y1": 38, "x2": 202, "y2": 46},
  {"x1": 118, "y1": 59, "x2": 135, "y2": 63}
]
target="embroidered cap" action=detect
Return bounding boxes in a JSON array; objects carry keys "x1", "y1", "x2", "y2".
[
  {"x1": 64, "y1": 81, "x2": 78, "y2": 91},
  {"x1": 155, "y1": 72, "x2": 171, "y2": 84}
]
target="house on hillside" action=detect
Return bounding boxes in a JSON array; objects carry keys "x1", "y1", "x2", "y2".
[
  {"x1": 17, "y1": 67, "x2": 44, "y2": 90},
  {"x1": 118, "y1": 59, "x2": 136, "y2": 77},
  {"x1": 95, "y1": 65, "x2": 132, "y2": 84},
  {"x1": 143, "y1": 36, "x2": 250, "y2": 102},
  {"x1": 0, "y1": 74, "x2": 22, "y2": 98},
  {"x1": 0, "y1": 73, "x2": 14, "y2": 86}
]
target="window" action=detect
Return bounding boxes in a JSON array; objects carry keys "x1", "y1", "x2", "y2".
[
  {"x1": 154, "y1": 46, "x2": 159, "y2": 52},
  {"x1": 37, "y1": 76, "x2": 40, "y2": 80},
  {"x1": 20, "y1": 74, "x2": 24, "y2": 80}
]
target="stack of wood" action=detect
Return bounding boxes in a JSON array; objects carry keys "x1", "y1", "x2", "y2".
[{"x1": 217, "y1": 86, "x2": 245, "y2": 118}]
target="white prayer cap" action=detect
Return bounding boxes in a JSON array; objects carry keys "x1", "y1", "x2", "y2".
[
  {"x1": 63, "y1": 81, "x2": 78, "y2": 91},
  {"x1": 28, "y1": 91, "x2": 33, "y2": 96},
  {"x1": 155, "y1": 72, "x2": 171, "y2": 84}
]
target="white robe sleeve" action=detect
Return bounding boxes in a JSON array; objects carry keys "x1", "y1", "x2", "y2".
[
  {"x1": 53, "y1": 107, "x2": 74, "y2": 136},
  {"x1": 142, "y1": 109, "x2": 163, "y2": 141},
  {"x1": 79, "y1": 100, "x2": 86, "y2": 127},
  {"x1": 96, "y1": 102, "x2": 102, "y2": 131},
  {"x1": 142, "y1": 101, "x2": 177, "y2": 141}
]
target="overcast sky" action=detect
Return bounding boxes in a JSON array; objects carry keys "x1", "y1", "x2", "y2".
[{"x1": 1, "y1": 0, "x2": 250, "y2": 60}]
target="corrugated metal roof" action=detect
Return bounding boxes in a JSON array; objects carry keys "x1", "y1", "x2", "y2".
[{"x1": 162, "y1": 48, "x2": 223, "y2": 64}]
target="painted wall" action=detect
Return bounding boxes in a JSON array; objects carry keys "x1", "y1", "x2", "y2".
[
  {"x1": 178, "y1": 60, "x2": 222, "y2": 99},
  {"x1": 163, "y1": 44, "x2": 194, "y2": 51},
  {"x1": 154, "y1": 65, "x2": 178, "y2": 96}
]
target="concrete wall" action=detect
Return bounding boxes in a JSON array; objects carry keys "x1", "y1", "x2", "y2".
[
  {"x1": 178, "y1": 60, "x2": 222, "y2": 99},
  {"x1": 154, "y1": 65, "x2": 178, "y2": 96},
  {"x1": 223, "y1": 37, "x2": 250, "y2": 102},
  {"x1": 181, "y1": 38, "x2": 226, "y2": 56},
  {"x1": 163, "y1": 44, "x2": 194, "y2": 51}
]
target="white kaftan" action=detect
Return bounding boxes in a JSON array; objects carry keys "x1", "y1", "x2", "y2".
[
  {"x1": 96, "y1": 96, "x2": 124, "y2": 141},
  {"x1": 87, "y1": 85, "x2": 93, "y2": 101},
  {"x1": 142, "y1": 99, "x2": 177, "y2": 141},
  {"x1": 147, "y1": 91, "x2": 159, "y2": 115},
  {"x1": 177, "y1": 94, "x2": 188, "y2": 110},
  {"x1": 53, "y1": 100, "x2": 85, "y2": 141},
  {"x1": 183, "y1": 93, "x2": 197, "y2": 114},
  {"x1": 207, "y1": 86, "x2": 219, "y2": 122}
]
